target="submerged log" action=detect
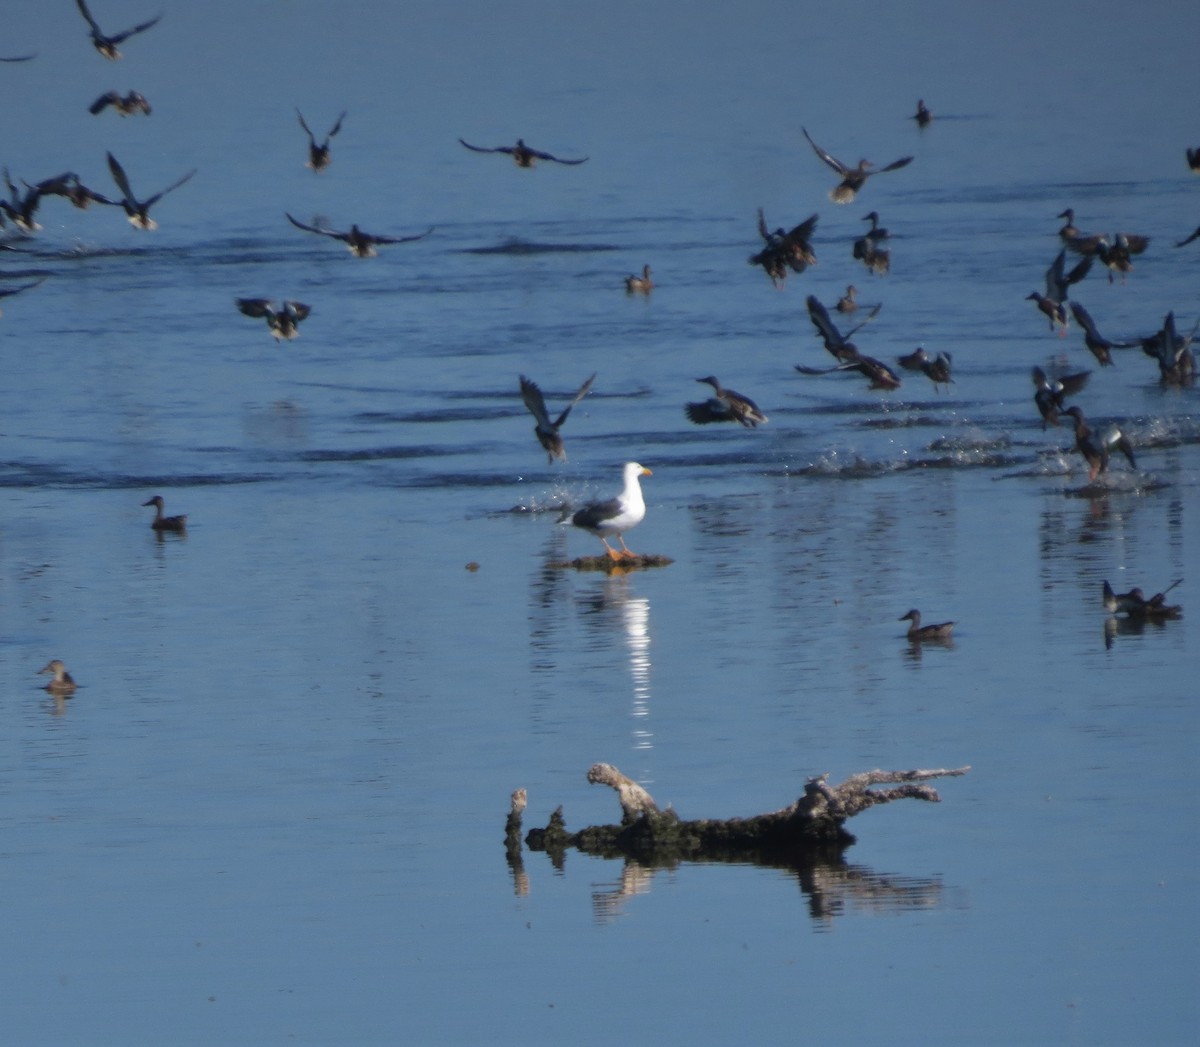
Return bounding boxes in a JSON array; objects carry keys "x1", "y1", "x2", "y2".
[
  {"x1": 515, "y1": 762, "x2": 970, "y2": 865},
  {"x1": 550, "y1": 553, "x2": 674, "y2": 573}
]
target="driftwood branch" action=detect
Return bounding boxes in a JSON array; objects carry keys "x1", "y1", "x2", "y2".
[{"x1": 513, "y1": 763, "x2": 970, "y2": 866}]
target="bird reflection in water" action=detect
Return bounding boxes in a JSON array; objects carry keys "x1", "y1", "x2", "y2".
[{"x1": 578, "y1": 573, "x2": 654, "y2": 757}]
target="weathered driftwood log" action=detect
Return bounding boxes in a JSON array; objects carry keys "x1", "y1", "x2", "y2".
[{"x1": 516, "y1": 763, "x2": 970, "y2": 864}]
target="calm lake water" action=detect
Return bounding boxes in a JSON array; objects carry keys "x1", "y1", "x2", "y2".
[{"x1": 1, "y1": 2, "x2": 1197, "y2": 1043}]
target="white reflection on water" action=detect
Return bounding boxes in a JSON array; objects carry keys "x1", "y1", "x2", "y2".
[{"x1": 618, "y1": 583, "x2": 653, "y2": 753}]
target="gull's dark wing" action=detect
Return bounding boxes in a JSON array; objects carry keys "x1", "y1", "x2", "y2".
[
  {"x1": 89, "y1": 90, "x2": 119, "y2": 114},
  {"x1": 109, "y1": 12, "x2": 163, "y2": 46},
  {"x1": 296, "y1": 109, "x2": 316, "y2": 143},
  {"x1": 806, "y1": 294, "x2": 845, "y2": 351},
  {"x1": 75, "y1": 0, "x2": 102, "y2": 33},
  {"x1": 283, "y1": 301, "x2": 312, "y2": 322},
  {"x1": 286, "y1": 212, "x2": 343, "y2": 239},
  {"x1": 551, "y1": 372, "x2": 596, "y2": 428},
  {"x1": 369, "y1": 226, "x2": 434, "y2": 245},
  {"x1": 237, "y1": 298, "x2": 275, "y2": 319},
  {"x1": 143, "y1": 168, "x2": 196, "y2": 208},
  {"x1": 843, "y1": 301, "x2": 883, "y2": 338},
  {"x1": 327, "y1": 111, "x2": 347, "y2": 139},
  {"x1": 519, "y1": 377, "x2": 555, "y2": 428},
  {"x1": 877, "y1": 155, "x2": 914, "y2": 174},
  {"x1": 459, "y1": 138, "x2": 505, "y2": 154},
  {"x1": 533, "y1": 148, "x2": 588, "y2": 165},
  {"x1": 802, "y1": 128, "x2": 849, "y2": 175},
  {"x1": 106, "y1": 151, "x2": 135, "y2": 204},
  {"x1": 785, "y1": 213, "x2": 819, "y2": 242}
]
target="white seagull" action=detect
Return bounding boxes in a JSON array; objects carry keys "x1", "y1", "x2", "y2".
[{"x1": 569, "y1": 462, "x2": 652, "y2": 560}]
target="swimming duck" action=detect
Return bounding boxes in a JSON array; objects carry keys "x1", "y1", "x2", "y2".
[
  {"x1": 749, "y1": 209, "x2": 818, "y2": 286},
  {"x1": 89, "y1": 89, "x2": 150, "y2": 116},
  {"x1": 237, "y1": 298, "x2": 312, "y2": 340},
  {"x1": 1103, "y1": 579, "x2": 1182, "y2": 619},
  {"x1": 106, "y1": 152, "x2": 195, "y2": 230},
  {"x1": 860, "y1": 211, "x2": 889, "y2": 243},
  {"x1": 142, "y1": 495, "x2": 187, "y2": 532},
  {"x1": 1067, "y1": 231, "x2": 1150, "y2": 282},
  {"x1": 836, "y1": 285, "x2": 858, "y2": 313},
  {"x1": 852, "y1": 236, "x2": 890, "y2": 274},
  {"x1": 624, "y1": 264, "x2": 653, "y2": 294},
  {"x1": 0, "y1": 276, "x2": 46, "y2": 317},
  {"x1": 1032, "y1": 365, "x2": 1089, "y2": 429},
  {"x1": 1175, "y1": 225, "x2": 1200, "y2": 248},
  {"x1": 897, "y1": 346, "x2": 929, "y2": 372},
  {"x1": 285, "y1": 212, "x2": 433, "y2": 257},
  {"x1": 685, "y1": 376, "x2": 768, "y2": 427},
  {"x1": 898, "y1": 609, "x2": 955, "y2": 641},
  {"x1": 568, "y1": 462, "x2": 652, "y2": 560},
  {"x1": 74, "y1": 0, "x2": 161, "y2": 60},
  {"x1": 1068, "y1": 302, "x2": 1141, "y2": 367},
  {"x1": 1057, "y1": 208, "x2": 1082, "y2": 242},
  {"x1": 458, "y1": 137, "x2": 588, "y2": 167},
  {"x1": 38, "y1": 659, "x2": 77, "y2": 696},
  {"x1": 1061, "y1": 406, "x2": 1136, "y2": 482},
  {"x1": 802, "y1": 127, "x2": 913, "y2": 204},
  {"x1": 1188, "y1": 148, "x2": 1200, "y2": 173},
  {"x1": 296, "y1": 109, "x2": 346, "y2": 172},
  {"x1": 519, "y1": 372, "x2": 596, "y2": 463},
  {"x1": 913, "y1": 99, "x2": 932, "y2": 127},
  {"x1": 1027, "y1": 249, "x2": 1092, "y2": 335},
  {"x1": 30, "y1": 171, "x2": 114, "y2": 210}
]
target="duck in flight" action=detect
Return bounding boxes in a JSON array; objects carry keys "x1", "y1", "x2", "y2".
[
  {"x1": 1031, "y1": 365, "x2": 1089, "y2": 428},
  {"x1": 106, "y1": 152, "x2": 195, "y2": 230},
  {"x1": 1, "y1": 168, "x2": 44, "y2": 232},
  {"x1": 1027, "y1": 249, "x2": 1092, "y2": 334},
  {"x1": 1068, "y1": 302, "x2": 1141, "y2": 367},
  {"x1": 89, "y1": 89, "x2": 151, "y2": 116},
  {"x1": 458, "y1": 137, "x2": 588, "y2": 167},
  {"x1": 297, "y1": 109, "x2": 346, "y2": 172},
  {"x1": 749, "y1": 208, "x2": 818, "y2": 286},
  {"x1": 519, "y1": 373, "x2": 596, "y2": 463},
  {"x1": 1061, "y1": 406, "x2": 1136, "y2": 482},
  {"x1": 685, "y1": 376, "x2": 768, "y2": 427},
  {"x1": 568, "y1": 462, "x2": 652, "y2": 561},
  {"x1": 237, "y1": 298, "x2": 312, "y2": 341},
  {"x1": 285, "y1": 212, "x2": 433, "y2": 257},
  {"x1": 75, "y1": 0, "x2": 161, "y2": 60},
  {"x1": 28, "y1": 172, "x2": 113, "y2": 210},
  {"x1": 802, "y1": 127, "x2": 913, "y2": 204}
]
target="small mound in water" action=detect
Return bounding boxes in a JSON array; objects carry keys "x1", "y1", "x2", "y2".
[{"x1": 550, "y1": 554, "x2": 674, "y2": 572}]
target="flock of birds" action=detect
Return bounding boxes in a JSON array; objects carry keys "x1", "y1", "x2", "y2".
[{"x1": 4, "y1": 9, "x2": 1192, "y2": 692}]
